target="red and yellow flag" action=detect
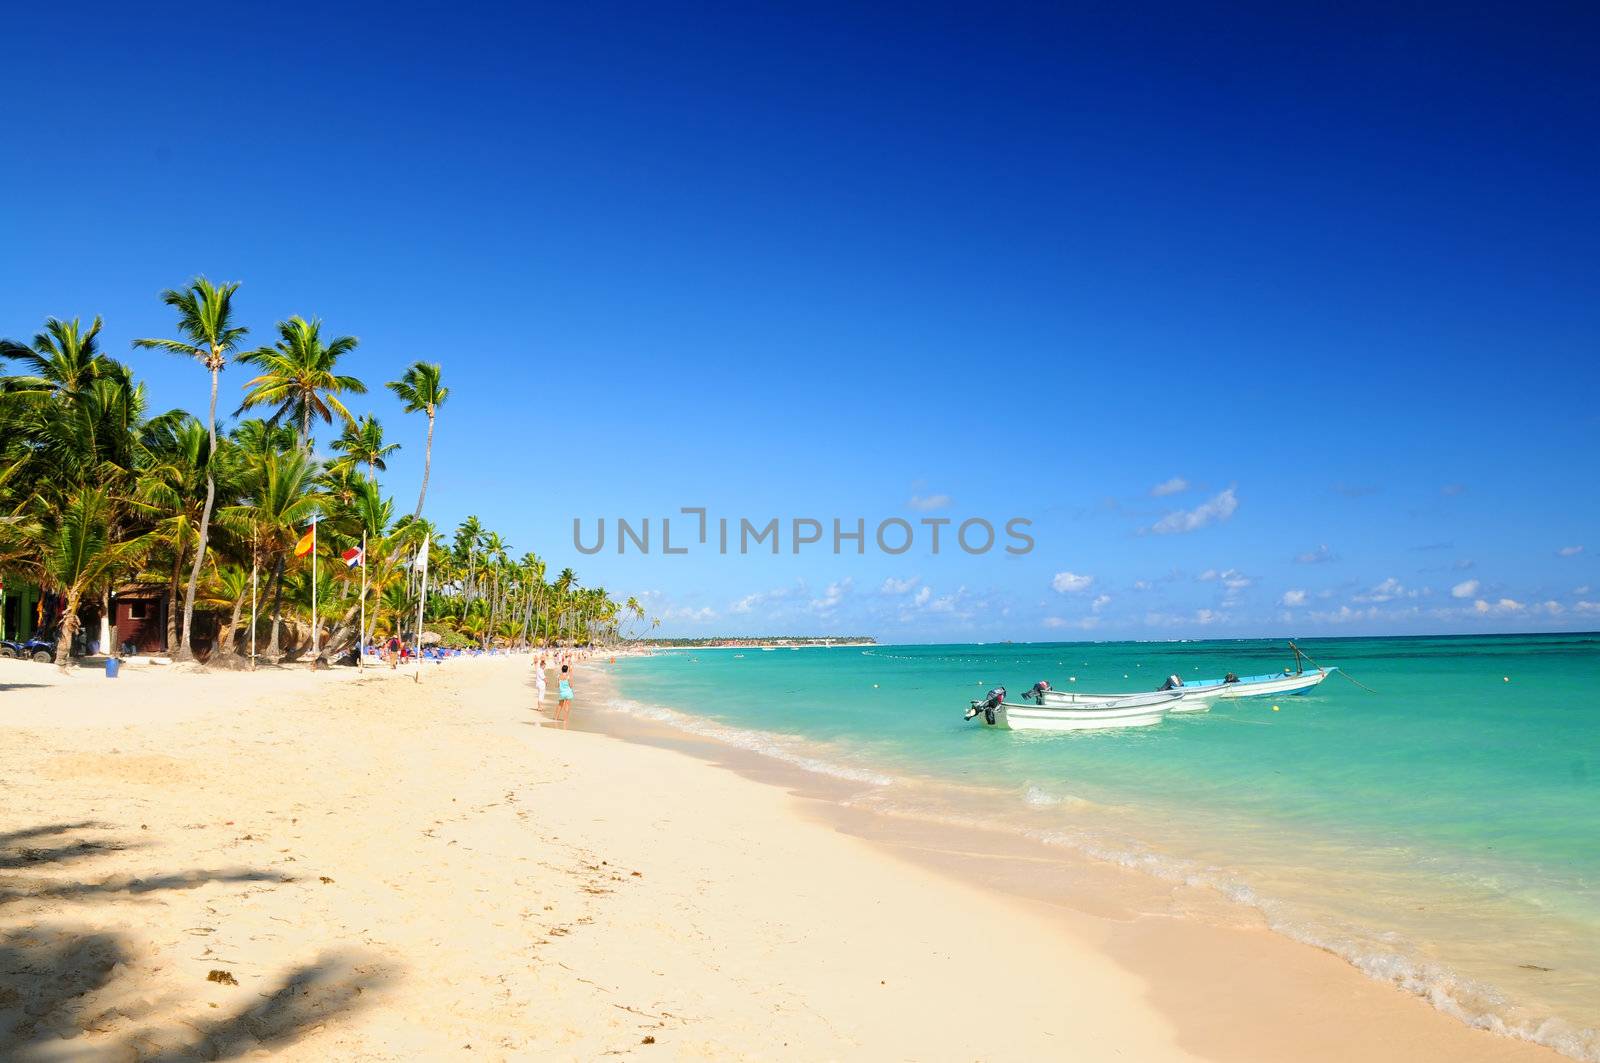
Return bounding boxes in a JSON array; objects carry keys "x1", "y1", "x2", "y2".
[{"x1": 293, "y1": 526, "x2": 316, "y2": 558}]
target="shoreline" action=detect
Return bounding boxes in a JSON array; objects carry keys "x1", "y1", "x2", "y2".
[
  {"x1": 0, "y1": 653, "x2": 1567, "y2": 1060},
  {"x1": 581, "y1": 655, "x2": 1572, "y2": 1062}
]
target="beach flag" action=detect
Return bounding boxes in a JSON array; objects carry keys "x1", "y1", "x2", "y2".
[
  {"x1": 293, "y1": 525, "x2": 316, "y2": 558},
  {"x1": 341, "y1": 546, "x2": 364, "y2": 569}
]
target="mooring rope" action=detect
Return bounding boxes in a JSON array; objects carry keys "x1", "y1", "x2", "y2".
[{"x1": 1290, "y1": 640, "x2": 1378, "y2": 694}]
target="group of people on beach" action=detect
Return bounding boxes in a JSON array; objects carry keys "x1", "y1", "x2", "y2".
[{"x1": 533, "y1": 650, "x2": 579, "y2": 727}]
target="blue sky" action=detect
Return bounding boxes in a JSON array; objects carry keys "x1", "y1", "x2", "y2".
[{"x1": 3, "y1": 2, "x2": 1596, "y2": 640}]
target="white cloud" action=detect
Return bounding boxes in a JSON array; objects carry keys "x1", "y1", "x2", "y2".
[
  {"x1": 1132, "y1": 580, "x2": 1152, "y2": 591},
  {"x1": 1144, "y1": 608, "x2": 1229, "y2": 627},
  {"x1": 1051, "y1": 571, "x2": 1094, "y2": 594},
  {"x1": 1043, "y1": 615, "x2": 1101, "y2": 631},
  {"x1": 662, "y1": 605, "x2": 718, "y2": 623},
  {"x1": 1574, "y1": 601, "x2": 1600, "y2": 615},
  {"x1": 730, "y1": 581, "x2": 805, "y2": 615},
  {"x1": 1150, "y1": 476, "x2": 1189, "y2": 497},
  {"x1": 1451, "y1": 579, "x2": 1480, "y2": 599},
  {"x1": 1473, "y1": 598, "x2": 1525, "y2": 616},
  {"x1": 1146, "y1": 488, "x2": 1238, "y2": 535},
  {"x1": 896, "y1": 584, "x2": 979, "y2": 621},
  {"x1": 1198, "y1": 568, "x2": 1251, "y2": 604},
  {"x1": 1090, "y1": 594, "x2": 1111, "y2": 613},
  {"x1": 880, "y1": 576, "x2": 921, "y2": 595},
  {"x1": 1295, "y1": 544, "x2": 1336, "y2": 564},
  {"x1": 907, "y1": 493, "x2": 952, "y2": 512},
  {"x1": 1309, "y1": 605, "x2": 1381, "y2": 624},
  {"x1": 1354, "y1": 577, "x2": 1415, "y2": 603},
  {"x1": 809, "y1": 578, "x2": 853, "y2": 615},
  {"x1": 1281, "y1": 589, "x2": 1308, "y2": 607},
  {"x1": 1575, "y1": 586, "x2": 1591, "y2": 596},
  {"x1": 1558, "y1": 545, "x2": 1585, "y2": 557}
]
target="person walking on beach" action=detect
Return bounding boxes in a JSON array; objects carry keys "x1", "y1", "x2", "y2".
[
  {"x1": 555, "y1": 665, "x2": 574, "y2": 728},
  {"x1": 534, "y1": 656, "x2": 547, "y2": 707}
]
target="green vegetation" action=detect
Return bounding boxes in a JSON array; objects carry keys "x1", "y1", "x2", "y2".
[{"x1": 1, "y1": 280, "x2": 647, "y2": 668}]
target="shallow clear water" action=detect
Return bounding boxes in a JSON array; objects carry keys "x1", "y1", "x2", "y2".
[{"x1": 609, "y1": 635, "x2": 1600, "y2": 1059}]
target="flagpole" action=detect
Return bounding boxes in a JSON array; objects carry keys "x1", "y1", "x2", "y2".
[
  {"x1": 358, "y1": 529, "x2": 367, "y2": 671},
  {"x1": 414, "y1": 537, "x2": 429, "y2": 684},
  {"x1": 311, "y1": 517, "x2": 319, "y2": 660},
  {"x1": 250, "y1": 543, "x2": 258, "y2": 670}
]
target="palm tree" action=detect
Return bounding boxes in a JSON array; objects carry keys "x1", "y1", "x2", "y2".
[
  {"x1": 133, "y1": 277, "x2": 248, "y2": 663},
  {"x1": 330, "y1": 414, "x2": 399, "y2": 480},
  {"x1": 479, "y1": 531, "x2": 508, "y2": 646},
  {"x1": 218, "y1": 447, "x2": 323, "y2": 660},
  {"x1": 385, "y1": 362, "x2": 447, "y2": 519},
  {"x1": 232, "y1": 417, "x2": 297, "y2": 460},
  {"x1": 237, "y1": 316, "x2": 365, "y2": 450},
  {"x1": 136, "y1": 414, "x2": 220, "y2": 652},
  {"x1": 0, "y1": 316, "x2": 125, "y2": 399},
  {"x1": 1, "y1": 487, "x2": 153, "y2": 668},
  {"x1": 200, "y1": 563, "x2": 253, "y2": 664},
  {"x1": 454, "y1": 515, "x2": 483, "y2": 603}
]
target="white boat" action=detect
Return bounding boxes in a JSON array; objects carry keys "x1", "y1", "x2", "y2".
[
  {"x1": 966, "y1": 689, "x2": 1181, "y2": 731},
  {"x1": 1040, "y1": 666, "x2": 1335, "y2": 712}
]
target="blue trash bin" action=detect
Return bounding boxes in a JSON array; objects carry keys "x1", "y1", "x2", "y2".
[{"x1": 105, "y1": 657, "x2": 120, "y2": 679}]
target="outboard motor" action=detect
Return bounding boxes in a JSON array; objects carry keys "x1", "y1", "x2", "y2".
[
  {"x1": 1025, "y1": 680, "x2": 1052, "y2": 704},
  {"x1": 1160, "y1": 674, "x2": 1184, "y2": 691},
  {"x1": 1224, "y1": 672, "x2": 1240, "y2": 684},
  {"x1": 965, "y1": 686, "x2": 1007, "y2": 725}
]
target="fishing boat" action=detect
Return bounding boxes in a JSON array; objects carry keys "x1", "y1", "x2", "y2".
[
  {"x1": 965, "y1": 687, "x2": 1181, "y2": 731},
  {"x1": 1037, "y1": 644, "x2": 1335, "y2": 711}
]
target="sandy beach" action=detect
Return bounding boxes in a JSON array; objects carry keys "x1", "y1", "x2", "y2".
[{"x1": 0, "y1": 654, "x2": 1562, "y2": 1061}]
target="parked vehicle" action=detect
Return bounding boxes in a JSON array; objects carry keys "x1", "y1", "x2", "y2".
[{"x1": 2, "y1": 631, "x2": 59, "y2": 663}]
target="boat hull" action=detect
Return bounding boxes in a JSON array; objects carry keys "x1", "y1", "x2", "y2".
[
  {"x1": 1041, "y1": 687, "x2": 1222, "y2": 714},
  {"x1": 995, "y1": 691, "x2": 1181, "y2": 731},
  {"x1": 1216, "y1": 669, "x2": 1333, "y2": 699},
  {"x1": 1042, "y1": 668, "x2": 1335, "y2": 709}
]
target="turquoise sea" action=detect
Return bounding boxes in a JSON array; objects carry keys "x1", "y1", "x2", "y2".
[{"x1": 608, "y1": 635, "x2": 1600, "y2": 1060}]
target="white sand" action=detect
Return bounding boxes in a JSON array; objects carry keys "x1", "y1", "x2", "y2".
[{"x1": 0, "y1": 654, "x2": 1561, "y2": 1061}]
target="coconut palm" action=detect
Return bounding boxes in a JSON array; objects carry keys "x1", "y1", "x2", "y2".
[
  {"x1": 330, "y1": 414, "x2": 399, "y2": 480},
  {"x1": 454, "y1": 515, "x2": 483, "y2": 603},
  {"x1": 237, "y1": 316, "x2": 365, "y2": 450},
  {"x1": 200, "y1": 563, "x2": 253, "y2": 664},
  {"x1": 136, "y1": 413, "x2": 222, "y2": 652},
  {"x1": 385, "y1": 362, "x2": 447, "y2": 519},
  {"x1": 232, "y1": 417, "x2": 297, "y2": 461},
  {"x1": 0, "y1": 316, "x2": 126, "y2": 400},
  {"x1": 217, "y1": 447, "x2": 323, "y2": 660},
  {"x1": 0, "y1": 487, "x2": 153, "y2": 668},
  {"x1": 132, "y1": 278, "x2": 248, "y2": 663}
]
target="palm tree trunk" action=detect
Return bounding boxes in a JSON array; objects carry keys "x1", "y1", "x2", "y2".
[
  {"x1": 214, "y1": 595, "x2": 246, "y2": 662},
  {"x1": 176, "y1": 366, "x2": 219, "y2": 662},
  {"x1": 165, "y1": 552, "x2": 182, "y2": 651},
  {"x1": 54, "y1": 585, "x2": 83, "y2": 670},
  {"x1": 413, "y1": 410, "x2": 434, "y2": 519},
  {"x1": 268, "y1": 556, "x2": 286, "y2": 659}
]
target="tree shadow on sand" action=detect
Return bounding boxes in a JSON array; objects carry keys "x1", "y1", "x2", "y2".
[
  {"x1": 1, "y1": 822, "x2": 395, "y2": 1059},
  {"x1": 129, "y1": 952, "x2": 393, "y2": 1061}
]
